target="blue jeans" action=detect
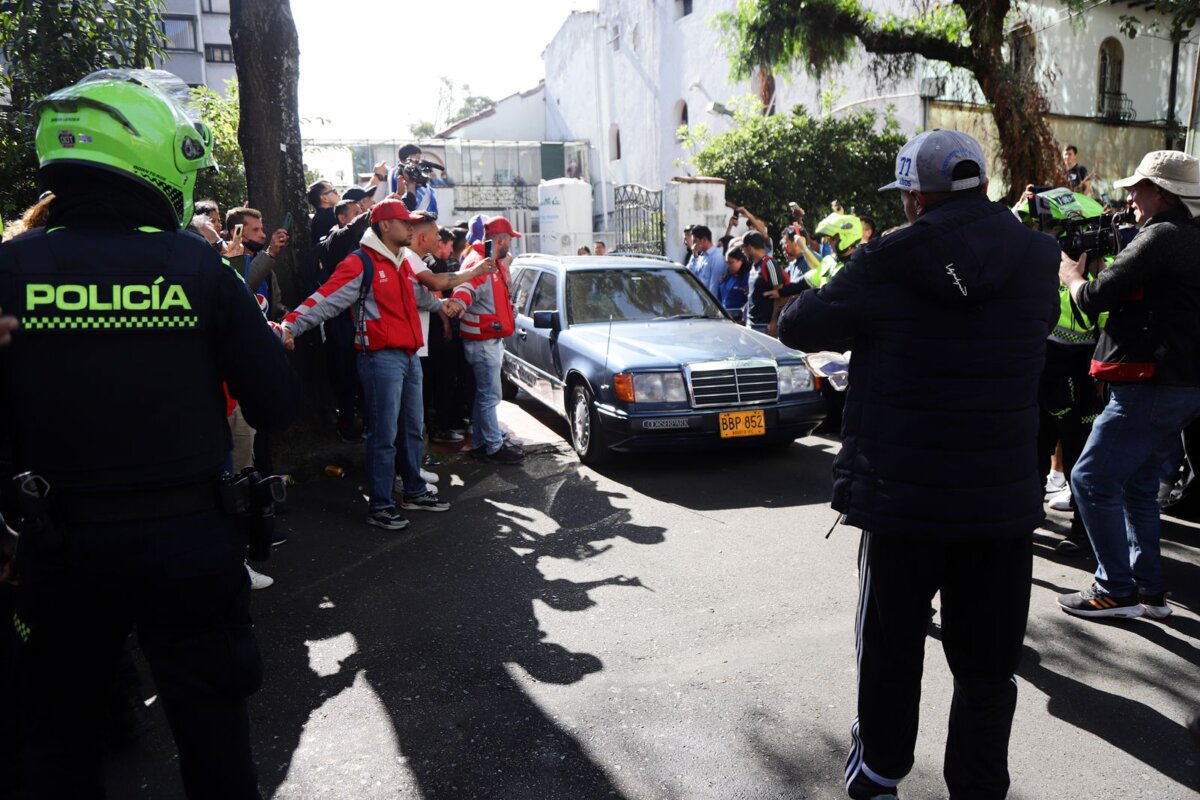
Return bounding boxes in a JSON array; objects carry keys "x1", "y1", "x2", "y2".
[
  {"x1": 1072, "y1": 384, "x2": 1200, "y2": 596},
  {"x1": 462, "y1": 338, "x2": 504, "y2": 455},
  {"x1": 357, "y1": 349, "x2": 426, "y2": 509}
]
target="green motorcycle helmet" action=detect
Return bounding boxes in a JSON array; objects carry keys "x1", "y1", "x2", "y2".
[
  {"x1": 814, "y1": 212, "x2": 864, "y2": 253},
  {"x1": 34, "y1": 69, "x2": 216, "y2": 229}
]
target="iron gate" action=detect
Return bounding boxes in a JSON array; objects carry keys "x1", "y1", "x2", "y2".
[{"x1": 614, "y1": 183, "x2": 665, "y2": 255}]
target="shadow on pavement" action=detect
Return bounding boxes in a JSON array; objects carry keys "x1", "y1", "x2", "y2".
[
  {"x1": 1017, "y1": 643, "x2": 1200, "y2": 793},
  {"x1": 508, "y1": 392, "x2": 839, "y2": 513},
  {"x1": 109, "y1": 453, "x2": 661, "y2": 799}
]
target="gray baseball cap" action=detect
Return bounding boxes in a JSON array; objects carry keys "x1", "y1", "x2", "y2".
[{"x1": 878, "y1": 129, "x2": 987, "y2": 193}]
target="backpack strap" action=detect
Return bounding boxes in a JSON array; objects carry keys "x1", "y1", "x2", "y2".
[{"x1": 353, "y1": 248, "x2": 373, "y2": 347}]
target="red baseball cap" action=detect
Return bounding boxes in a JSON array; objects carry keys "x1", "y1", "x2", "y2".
[
  {"x1": 484, "y1": 216, "x2": 522, "y2": 238},
  {"x1": 370, "y1": 199, "x2": 426, "y2": 225}
]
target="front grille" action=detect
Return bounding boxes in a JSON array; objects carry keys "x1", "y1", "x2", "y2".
[{"x1": 687, "y1": 361, "x2": 778, "y2": 407}]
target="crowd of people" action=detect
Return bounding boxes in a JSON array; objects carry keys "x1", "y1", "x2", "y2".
[{"x1": 1, "y1": 62, "x2": 1198, "y2": 800}]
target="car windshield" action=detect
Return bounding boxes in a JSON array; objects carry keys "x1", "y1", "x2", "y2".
[{"x1": 566, "y1": 268, "x2": 724, "y2": 325}]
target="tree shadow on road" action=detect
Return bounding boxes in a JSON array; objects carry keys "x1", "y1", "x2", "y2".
[{"x1": 109, "y1": 455, "x2": 661, "y2": 799}]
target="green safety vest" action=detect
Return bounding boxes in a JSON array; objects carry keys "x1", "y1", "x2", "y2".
[
  {"x1": 803, "y1": 254, "x2": 843, "y2": 289},
  {"x1": 1049, "y1": 257, "x2": 1110, "y2": 346}
]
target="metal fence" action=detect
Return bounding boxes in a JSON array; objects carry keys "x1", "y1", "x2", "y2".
[{"x1": 614, "y1": 183, "x2": 665, "y2": 255}]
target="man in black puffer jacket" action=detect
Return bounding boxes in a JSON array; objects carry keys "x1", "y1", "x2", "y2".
[{"x1": 779, "y1": 130, "x2": 1059, "y2": 800}]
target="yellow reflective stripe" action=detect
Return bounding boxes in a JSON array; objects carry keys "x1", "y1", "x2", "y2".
[{"x1": 23, "y1": 315, "x2": 198, "y2": 330}]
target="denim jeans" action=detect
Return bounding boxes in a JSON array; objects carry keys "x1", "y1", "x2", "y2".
[
  {"x1": 357, "y1": 348, "x2": 426, "y2": 509},
  {"x1": 462, "y1": 338, "x2": 504, "y2": 455},
  {"x1": 1072, "y1": 384, "x2": 1200, "y2": 596}
]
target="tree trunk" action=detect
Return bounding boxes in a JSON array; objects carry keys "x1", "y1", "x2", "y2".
[
  {"x1": 967, "y1": 5, "x2": 1064, "y2": 201},
  {"x1": 229, "y1": 0, "x2": 330, "y2": 426},
  {"x1": 977, "y1": 62, "x2": 1065, "y2": 201}
]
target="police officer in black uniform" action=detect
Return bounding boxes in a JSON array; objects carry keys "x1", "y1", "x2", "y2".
[{"x1": 0, "y1": 69, "x2": 298, "y2": 798}]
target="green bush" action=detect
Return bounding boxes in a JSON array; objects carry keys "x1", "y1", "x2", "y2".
[{"x1": 680, "y1": 102, "x2": 907, "y2": 235}]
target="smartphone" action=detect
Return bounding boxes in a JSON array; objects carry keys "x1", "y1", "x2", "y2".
[
  {"x1": 233, "y1": 223, "x2": 243, "y2": 238},
  {"x1": 484, "y1": 239, "x2": 494, "y2": 258},
  {"x1": 281, "y1": 211, "x2": 293, "y2": 231}
]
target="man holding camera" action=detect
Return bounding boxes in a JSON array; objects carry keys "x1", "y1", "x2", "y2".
[
  {"x1": 375, "y1": 143, "x2": 440, "y2": 217},
  {"x1": 779, "y1": 130, "x2": 1059, "y2": 800},
  {"x1": 1057, "y1": 150, "x2": 1200, "y2": 620}
]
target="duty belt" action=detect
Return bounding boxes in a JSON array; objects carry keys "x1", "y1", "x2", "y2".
[{"x1": 53, "y1": 480, "x2": 223, "y2": 525}]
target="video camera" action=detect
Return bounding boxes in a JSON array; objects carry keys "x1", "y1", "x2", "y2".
[
  {"x1": 1026, "y1": 186, "x2": 1135, "y2": 262},
  {"x1": 402, "y1": 158, "x2": 443, "y2": 187}
]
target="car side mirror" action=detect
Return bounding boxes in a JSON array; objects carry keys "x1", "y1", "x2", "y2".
[{"x1": 532, "y1": 310, "x2": 560, "y2": 330}]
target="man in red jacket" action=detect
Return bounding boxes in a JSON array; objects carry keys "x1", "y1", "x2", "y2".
[
  {"x1": 444, "y1": 216, "x2": 525, "y2": 464},
  {"x1": 282, "y1": 200, "x2": 493, "y2": 529}
]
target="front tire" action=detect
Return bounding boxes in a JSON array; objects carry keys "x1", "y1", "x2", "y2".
[{"x1": 569, "y1": 382, "x2": 610, "y2": 465}]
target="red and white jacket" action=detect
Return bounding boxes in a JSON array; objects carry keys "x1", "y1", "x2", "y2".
[
  {"x1": 451, "y1": 244, "x2": 514, "y2": 340},
  {"x1": 283, "y1": 227, "x2": 425, "y2": 353}
]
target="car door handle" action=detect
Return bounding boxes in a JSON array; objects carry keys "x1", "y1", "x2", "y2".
[{"x1": 518, "y1": 329, "x2": 527, "y2": 340}]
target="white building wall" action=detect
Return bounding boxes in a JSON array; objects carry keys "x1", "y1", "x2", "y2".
[
  {"x1": 442, "y1": 85, "x2": 546, "y2": 140},
  {"x1": 544, "y1": 0, "x2": 928, "y2": 227},
  {"x1": 537, "y1": 0, "x2": 1199, "y2": 225}
]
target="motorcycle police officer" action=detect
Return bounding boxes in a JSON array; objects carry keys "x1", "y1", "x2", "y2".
[{"x1": 0, "y1": 69, "x2": 298, "y2": 798}]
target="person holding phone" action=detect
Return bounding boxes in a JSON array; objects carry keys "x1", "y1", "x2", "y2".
[
  {"x1": 445, "y1": 216, "x2": 525, "y2": 465},
  {"x1": 224, "y1": 207, "x2": 290, "y2": 320}
]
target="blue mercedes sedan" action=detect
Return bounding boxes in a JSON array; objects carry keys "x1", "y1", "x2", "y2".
[{"x1": 501, "y1": 254, "x2": 826, "y2": 464}]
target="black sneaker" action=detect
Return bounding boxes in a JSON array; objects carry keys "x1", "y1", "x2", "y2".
[
  {"x1": 486, "y1": 444, "x2": 526, "y2": 465},
  {"x1": 400, "y1": 491, "x2": 450, "y2": 512},
  {"x1": 847, "y1": 770, "x2": 900, "y2": 800},
  {"x1": 469, "y1": 445, "x2": 487, "y2": 460},
  {"x1": 366, "y1": 507, "x2": 410, "y2": 530},
  {"x1": 1139, "y1": 590, "x2": 1172, "y2": 620},
  {"x1": 1058, "y1": 583, "x2": 1144, "y2": 619}
]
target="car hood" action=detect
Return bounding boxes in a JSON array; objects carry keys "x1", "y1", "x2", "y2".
[{"x1": 566, "y1": 320, "x2": 804, "y2": 371}]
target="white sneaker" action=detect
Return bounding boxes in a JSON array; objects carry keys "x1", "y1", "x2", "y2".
[
  {"x1": 394, "y1": 476, "x2": 438, "y2": 495},
  {"x1": 421, "y1": 468, "x2": 439, "y2": 484},
  {"x1": 1045, "y1": 469, "x2": 1066, "y2": 494},
  {"x1": 1047, "y1": 486, "x2": 1073, "y2": 511},
  {"x1": 246, "y1": 563, "x2": 274, "y2": 590}
]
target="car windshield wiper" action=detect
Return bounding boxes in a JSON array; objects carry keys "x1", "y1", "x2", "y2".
[{"x1": 654, "y1": 313, "x2": 712, "y2": 321}]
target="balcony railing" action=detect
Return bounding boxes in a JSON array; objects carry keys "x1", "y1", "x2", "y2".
[{"x1": 1098, "y1": 91, "x2": 1135, "y2": 121}]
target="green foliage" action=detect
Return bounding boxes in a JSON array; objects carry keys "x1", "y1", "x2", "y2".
[
  {"x1": 192, "y1": 81, "x2": 247, "y2": 211},
  {"x1": 0, "y1": 0, "x2": 167, "y2": 219},
  {"x1": 680, "y1": 104, "x2": 907, "y2": 233},
  {"x1": 447, "y1": 85, "x2": 495, "y2": 126},
  {"x1": 409, "y1": 120, "x2": 435, "y2": 137}
]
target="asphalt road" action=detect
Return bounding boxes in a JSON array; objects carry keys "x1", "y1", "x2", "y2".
[{"x1": 108, "y1": 395, "x2": 1200, "y2": 799}]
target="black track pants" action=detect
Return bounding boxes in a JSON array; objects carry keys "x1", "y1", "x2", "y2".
[{"x1": 846, "y1": 531, "x2": 1032, "y2": 800}]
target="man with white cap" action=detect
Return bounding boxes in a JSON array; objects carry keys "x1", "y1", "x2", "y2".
[
  {"x1": 778, "y1": 129, "x2": 1060, "y2": 800},
  {"x1": 1058, "y1": 150, "x2": 1200, "y2": 621}
]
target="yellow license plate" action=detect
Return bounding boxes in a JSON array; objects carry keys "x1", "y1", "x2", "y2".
[{"x1": 718, "y1": 409, "x2": 766, "y2": 438}]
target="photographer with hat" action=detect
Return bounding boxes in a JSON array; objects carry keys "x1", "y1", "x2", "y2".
[
  {"x1": 1057, "y1": 150, "x2": 1200, "y2": 621},
  {"x1": 778, "y1": 129, "x2": 1059, "y2": 800}
]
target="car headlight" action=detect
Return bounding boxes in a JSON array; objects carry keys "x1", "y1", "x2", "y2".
[
  {"x1": 778, "y1": 364, "x2": 814, "y2": 394},
  {"x1": 632, "y1": 372, "x2": 688, "y2": 402}
]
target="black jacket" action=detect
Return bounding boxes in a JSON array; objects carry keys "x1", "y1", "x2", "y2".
[
  {"x1": 0, "y1": 226, "x2": 299, "y2": 492},
  {"x1": 1076, "y1": 206, "x2": 1200, "y2": 386},
  {"x1": 778, "y1": 194, "x2": 1059, "y2": 539}
]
